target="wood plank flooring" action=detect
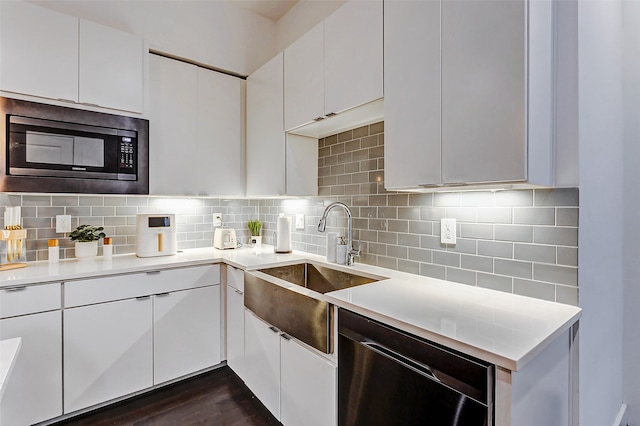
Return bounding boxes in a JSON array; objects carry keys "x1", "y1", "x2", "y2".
[{"x1": 53, "y1": 366, "x2": 282, "y2": 426}]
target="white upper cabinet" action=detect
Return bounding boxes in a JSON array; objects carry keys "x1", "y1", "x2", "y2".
[
  {"x1": 384, "y1": 0, "x2": 441, "y2": 189},
  {"x1": 247, "y1": 53, "x2": 286, "y2": 196},
  {"x1": 148, "y1": 54, "x2": 245, "y2": 196},
  {"x1": 148, "y1": 54, "x2": 198, "y2": 195},
  {"x1": 283, "y1": 0, "x2": 383, "y2": 136},
  {"x1": 384, "y1": 0, "x2": 578, "y2": 190},
  {"x1": 441, "y1": 0, "x2": 525, "y2": 184},
  {"x1": 79, "y1": 20, "x2": 144, "y2": 113},
  {"x1": 0, "y1": 1, "x2": 78, "y2": 102},
  {"x1": 324, "y1": 0, "x2": 383, "y2": 116},
  {"x1": 0, "y1": 2, "x2": 144, "y2": 113},
  {"x1": 247, "y1": 53, "x2": 318, "y2": 197},
  {"x1": 197, "y1": 68, "x2": 245, "y2": 196},
  {"x1": 284, "y1": 23, "x2": 324, "y2": 131},
  {"x1": 286, "y1": 134, "x2": 318, "y2": 197}
]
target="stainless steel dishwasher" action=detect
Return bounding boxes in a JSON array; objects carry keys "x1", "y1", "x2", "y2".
[{"x1": 338, "y1": 309, "x2": 494, "y2": 426}]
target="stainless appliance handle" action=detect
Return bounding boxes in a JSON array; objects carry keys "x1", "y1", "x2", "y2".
[{"x1": 361, "y1": 340, "x2": 442, "y2": 384}]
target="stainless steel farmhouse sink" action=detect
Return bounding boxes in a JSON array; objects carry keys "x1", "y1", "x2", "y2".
[{"x1": 244, "y1": 262, "x2": 387, "y2": 354}]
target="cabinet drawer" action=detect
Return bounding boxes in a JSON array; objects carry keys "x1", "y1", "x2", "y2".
[
  {"x1": 65, "y1": 264, "x2": 220, "y2": 308},
  {"x1": 227, "y1": 266, "x2": 244, "y2": 292},
  {"x1": 0, "y1": 283, "x2": 61, "y2": 319}
]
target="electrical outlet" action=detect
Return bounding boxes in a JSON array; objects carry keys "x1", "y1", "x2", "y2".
[
  {"x1": 56, "y1": 215, "x2": 72, "y2": 233},
  {"x1": 295, "y1": 214, "x2": 305, "y2": 230},
  {"x1": 440, "y1": 218, "x2": 456, "y2": 245},
  {"x1": 213, "y1": 213, "x2": 223, "y2": 227}
]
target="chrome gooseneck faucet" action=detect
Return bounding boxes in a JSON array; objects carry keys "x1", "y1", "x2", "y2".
[{"x1": 318, "y1": 201, "x2": 360, "y2": 265}]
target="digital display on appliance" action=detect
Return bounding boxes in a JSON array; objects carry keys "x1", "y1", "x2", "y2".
[{"x1": 148, "y1": 216, "x2": 171, "y2": 227}]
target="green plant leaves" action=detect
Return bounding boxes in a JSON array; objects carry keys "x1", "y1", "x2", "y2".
[{"x1": 69, "y1": 224, "x2": 106, "y2": 242}]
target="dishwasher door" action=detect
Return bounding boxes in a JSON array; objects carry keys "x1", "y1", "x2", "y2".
[{"x1": 338, "y1": 309, "x2": 493, "y2": 426}]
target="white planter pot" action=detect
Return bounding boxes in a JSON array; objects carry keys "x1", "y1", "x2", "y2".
[
  {"x1": 75, "y1": 241, "x2": 98, "y2": 260},
  {"x1": 250, "y1": 235, "x2": 262, "y2": 247}
]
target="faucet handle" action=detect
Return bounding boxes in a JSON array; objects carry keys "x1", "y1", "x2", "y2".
[{"x1": 347, "y1": 240, "x2": 360, "y2": 265}]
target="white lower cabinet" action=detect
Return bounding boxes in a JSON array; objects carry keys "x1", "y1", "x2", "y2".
[
  {"x1": 64, "y1": 297, "x2": 154, "y2": 413},
  {"x1": 226, "y1": 266, "x2": 245, "y2": 380},
  {"x1": 244, "y1": 310, "x2": 337, "y2": 426},
  {"x1": 154, "y1": 285, "x2": 221, "y2": 384},
  {"x1": 244, "y1": 310, "x2": 281, "y2": 418},
  {"x1": 0, "y1": 310, "x2": 62, "y2": 426},
  {"x1": 63, "y1": 265, "x2": 222, "y2": 415},
  {"x1": 280, "y1": 335, "x2": 337, "y2": 426}
]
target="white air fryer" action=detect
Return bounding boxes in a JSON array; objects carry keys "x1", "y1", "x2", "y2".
[{"x1": 136, "y1": 214, "x2": 177, "y2": 257}]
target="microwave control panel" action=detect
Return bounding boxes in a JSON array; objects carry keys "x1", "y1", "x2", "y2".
[{"x1": 119, "y1": 137, "x2": 136, "y2": 171}]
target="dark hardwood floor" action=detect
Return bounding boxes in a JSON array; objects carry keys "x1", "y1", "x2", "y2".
[{"x1": 53, "y1": 366, "x2": 282, "y2": 426}]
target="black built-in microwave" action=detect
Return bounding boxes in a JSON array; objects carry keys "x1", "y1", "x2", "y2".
[
  {"x1": 1, "y1": 97, "x2": 149, "y2": 194},
  {"x1": 8, "y1": 115, "x2": 138, "y2": 181}
]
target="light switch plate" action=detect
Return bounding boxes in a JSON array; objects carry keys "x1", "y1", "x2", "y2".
[
  {"x1": 440, "y1": 218, "x2": 456, "y2": 245},
  {"x1": 56, "y1": 215, "x2": 72, "y2": 233},
  {"x1": 295, "y1": 214, "x2": 305, "y2": 230}
]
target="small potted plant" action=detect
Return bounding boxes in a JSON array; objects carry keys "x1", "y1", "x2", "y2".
[
  {"x1": 247, "y1": 219, "x2": 262, "y2": 246},
  {"x1": 70, "y1": 224, "x2": 106, "y2": 260}
]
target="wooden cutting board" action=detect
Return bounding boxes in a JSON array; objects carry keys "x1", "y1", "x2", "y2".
[{"x1": 0, "y1": 263, "x2": 27, "y2": 272}]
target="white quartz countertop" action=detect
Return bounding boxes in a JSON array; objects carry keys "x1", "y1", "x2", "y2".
[
  {"x1": 0, "y1": 246, "x2": 581, "y2": 371},
  {"x1": 0, "y1": 337, "x2": 22, "y2": 401}
]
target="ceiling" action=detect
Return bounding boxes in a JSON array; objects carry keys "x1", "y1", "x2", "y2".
[{"x1": 232, "y1": 0, "x2": 298, "y2": 21}]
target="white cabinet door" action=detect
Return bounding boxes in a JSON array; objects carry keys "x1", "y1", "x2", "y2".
[
  {"x1": 149, "y1": 54, "x2": 244, "y2": 196},
  {"x1": 197, "y1": 68, "x2": 245, "y2": 196},
  {"x1": 284, "y1": 22, "x2": 324, "y2": 131},
  {"x1": 244, "y1": 310, "x2": 281, "y2": 419},
  {"x1": 79, "y1": 20, "x2": 144, "y2": 113},
  {"x1": 154, "y1": 285, "x2": 221, "y2": 384},
  {"x1": 64, "y1": 298, "x2": 153, "y2": 413},
  {"x1": 0, "y1": 1, "x2": 78, "y2": 102},
  {"x1": 384, "y1": 0, "x2": 442, "y2": 189},
  {"x1": 148, "y1": 54, "x2": 198, "y2": 195},
  {"x1": 0, "y1": 311, "x2": 62, "y2": 426},
  {"x1": 281, "y1": 337, "x2": 337, "y2": 426},
  {"x1": 441, "y1": 0, "x2": 526, "y2": 184},
  {"x1": 324, "y1": 0, "x2": 383, "y2": 115},
  {"x1": 247, "y1": 52, "x2": 318, "y2": 197},
  {"x1": 226, "y1": 267, "x2": 245, "y2": 380},
  {"x1": 246, "y1": 53, "x2": 286, "y2": 196},
  {"x1": 286, "y1": 134, "x2": 318, "y2": 197}
]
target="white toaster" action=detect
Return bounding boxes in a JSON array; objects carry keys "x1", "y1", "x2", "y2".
[
  {"x1": 136, "y1": 214, "x2": 177, "y2": 257},
  {"x1": 214, "y1": 228, "x2": 237, "y2": 250}
]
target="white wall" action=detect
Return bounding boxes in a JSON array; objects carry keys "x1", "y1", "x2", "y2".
[
  {"x1": 275, "y1": 0, "x2": 346, "y2": 52},
  {"x1": 30, "y1": 0, "x2": 277, "y2": 76},
  {"x1": 578, "y1": 1, "x2": 625, "y2": 425},
  {"x1": 623, "y1": 1, "x2": 640, "y2": 425}
]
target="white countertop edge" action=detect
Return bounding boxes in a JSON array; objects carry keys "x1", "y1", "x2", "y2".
[
  {"x1": 0, "y1": 337, "x2": 22, "y2": 401},
  {"x1": 324, "y1": 294, "x2": 580, "y2": 371},
  {"x1": 0, "y1": 246, "x2": 582, "y2": 372}
]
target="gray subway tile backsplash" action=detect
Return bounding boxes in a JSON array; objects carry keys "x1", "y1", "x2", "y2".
[
  {"x1": 514, "y1": 243, "x2": 557, "y2": 264},
  {"x1": 1, "y1": 121, "x2": 579, "y2": 306}
]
